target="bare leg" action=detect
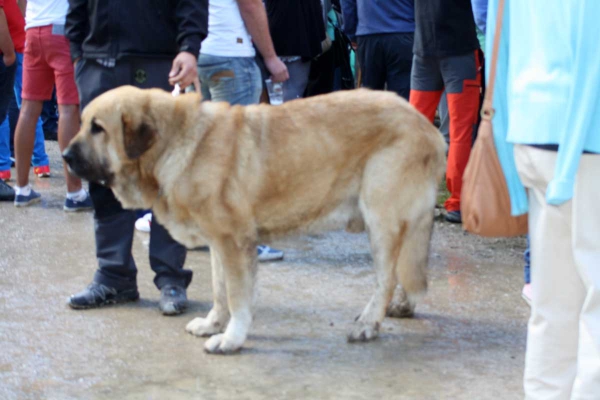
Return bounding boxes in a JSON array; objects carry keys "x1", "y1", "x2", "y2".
[
  {"x1": 186, "y1": 248, "x2": 230, "y2": 336},
  {"x1": 15, "y1": 100, "x2": 43, "y2": 187},
  {"x1": 57, "y1": 104, "x2": 82, "y2": 193}
]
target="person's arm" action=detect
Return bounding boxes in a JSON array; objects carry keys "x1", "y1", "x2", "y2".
[
  {"x1": 340, "y1": 0, "x2": 358, "y2": 43},
  {"x1": 173, "y1": 0, "x2": 208, "y2": 58},
  {"x1": 471, "y1": 0, "x2": 488, "y2": 34},
  {"x1": 236, "y1": 0, "x2": 288, "y2": 82},
  {"x1": 546, "y1": 0, "x2": 600, "y2": 205},
  {"x1": 0, "y1": 4, "x2": 16, "y2": 66},
  {"x1": 65, "y1": 0, "x2": 89, "y2": 64},
  {"x1": 169, "y1": 0, "x2": 208, "y2": 89}
]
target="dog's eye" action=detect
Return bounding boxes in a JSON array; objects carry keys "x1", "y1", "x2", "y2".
[{"x1": 91, "y1": 119, "x2": 104, "y2": 135}]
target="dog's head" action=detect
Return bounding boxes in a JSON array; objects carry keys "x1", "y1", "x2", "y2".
[{"x1": 63, "y1": 86, "x2": 161, "y2": 188}]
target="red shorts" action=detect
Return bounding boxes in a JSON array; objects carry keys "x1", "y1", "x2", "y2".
[{"x1": 22, "y1": 26, "x2": 79, "y2": 105}]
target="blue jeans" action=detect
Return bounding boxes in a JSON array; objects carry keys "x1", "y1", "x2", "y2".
[
  {"x1": 0, "y1": 53, "x2": 48, "y2": 171},
  {"x1": 0, "y1": 57, "x2": 17, "y2": 171},
  {"x1": 197, "y1": 54, "x2": 262, "y2": 105}
]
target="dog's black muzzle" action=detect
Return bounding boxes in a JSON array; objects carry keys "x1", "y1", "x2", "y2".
[{"x1": 62, "y1": 144, "x2": 114, "y2": 186}]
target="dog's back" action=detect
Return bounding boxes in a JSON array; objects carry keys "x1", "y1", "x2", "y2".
[{"x1": 236, "y1": 90, "x2": 446, "y2": 243}]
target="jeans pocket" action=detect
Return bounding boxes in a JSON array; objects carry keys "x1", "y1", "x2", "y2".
[{"x1": 198, "y1": 56, "x2": 233, "y2": 81}]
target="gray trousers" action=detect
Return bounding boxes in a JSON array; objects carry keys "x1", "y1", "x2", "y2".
[
  {"x1": 438, "y1": 91, "x2": 450, "y2": 144},
  {"x1": 75, "y1": 57, "x2": 191, "y2": 291}
]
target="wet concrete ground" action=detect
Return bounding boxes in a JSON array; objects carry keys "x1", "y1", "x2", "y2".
[{"x1": 1, "y1": 143, "x2": 529, "y2": 399}]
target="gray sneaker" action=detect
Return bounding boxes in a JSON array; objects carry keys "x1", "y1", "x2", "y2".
[
  {"x1": 445, "y1": 210, "x2": 462, "y2": 224},
  {"x1": 159, "y1": 285, "x2": 188, "y2": 315},
  {"x1": 68, "y1": 282, "x2": 139, "y2": 309},
  {"x1": 0, "y1": 180, "x2": 15, "y2": 201}
]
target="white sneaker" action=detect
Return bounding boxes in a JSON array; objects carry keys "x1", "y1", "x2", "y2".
[
  {"x1": 257, "y1": 245, "x2": 284, "y2": 262},
  {"x1": 135, "y1": 213, "x2": 152, "y2": 233},
  {"x1": 521, "y1": 284, "x2": 532, "y2": 307}
]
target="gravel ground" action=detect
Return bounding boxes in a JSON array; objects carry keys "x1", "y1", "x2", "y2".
[{"x1": 0, "y1": 142, "x2": 529, "y2": 400}]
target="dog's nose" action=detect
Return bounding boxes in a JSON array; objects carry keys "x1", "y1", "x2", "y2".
[{"x1": 62, "y1": 148, "x2": 74, "y2": 166}]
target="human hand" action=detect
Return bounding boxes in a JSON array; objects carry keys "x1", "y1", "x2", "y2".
[
  {"x1": 3, "y1": 51, "x2": 16, "y2": 67},
  {"x1": 264, "y1": 56, "x2": 289, "y2": 83},
  {"x1": 169, "y1": 52, "x2": 200, "y2": 91}
]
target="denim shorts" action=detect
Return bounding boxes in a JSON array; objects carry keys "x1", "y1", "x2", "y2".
[{"x1": 197, "y1": 54, "x2": 262, "y2": 105}]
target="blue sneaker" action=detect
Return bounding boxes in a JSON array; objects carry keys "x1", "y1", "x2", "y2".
[
  {"x1": 14, "y1": 189, "x2": 41, "y2": 207},
  {"x1": 257, "y1": 245, "x2": 284, "y2": 262},
  {"x1": 64, "y1": 192, "x2": 93, "y2": 212}
]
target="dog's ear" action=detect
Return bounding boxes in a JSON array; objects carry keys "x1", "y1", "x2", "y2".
[{"x1": 121, "y1": 114, "x2": 156, "y2": 160}]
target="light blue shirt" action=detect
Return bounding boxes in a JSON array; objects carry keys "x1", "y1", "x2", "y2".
[{"x1": 488, "y1": 0, "x2": 600, "y2": 214}]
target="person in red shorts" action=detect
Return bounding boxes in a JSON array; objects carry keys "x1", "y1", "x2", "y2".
[
  {"x1": 0, "y1": 0, "x2": 51, "y2": 183},
  {"x1": 13, "y1": 0, "x2": 91, "y2": 211}
]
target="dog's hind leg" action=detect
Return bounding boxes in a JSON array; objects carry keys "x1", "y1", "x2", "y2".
[
  {"x1": 347, "y1": 144, "x2": 437, "y2": 342},
  {"x1": 347, "y1": 207, "x2": 401, "y2": 342},
  {"x1": 393, "y1": 209, "x2": 433, "y2": 303},
  {"x1": 186, "y1": 249, "x2": 230, "y2": 337},
  {"x1": 386, "y1": 285, "x2": 416, "y2": 318},
  {"x1": 203, "y1": 236, "x2": 257, "y2": 354},
  {"x1": 386, "y1": 210, "x2": 434, "y2": 318}
]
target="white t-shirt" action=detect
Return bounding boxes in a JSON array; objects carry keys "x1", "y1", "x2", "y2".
[
  {"x1": 25, "y1": 0, "x2": 68, "y2": 30},
  {"x1": 201, "y1": 0, "x2": 255, "y2": 57}
]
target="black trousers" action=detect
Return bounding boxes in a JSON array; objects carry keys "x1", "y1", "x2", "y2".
[
  {"x1": 356, "y1": 32, "x2": 414, "y2": 100},
  {"x1": 75, "y1": 57, "x2": 192, "y2": 291}
]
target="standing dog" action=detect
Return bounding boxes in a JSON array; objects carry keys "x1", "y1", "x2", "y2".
[{"x1": 63, "y1": 86, "x2": 446, "y2": 354}]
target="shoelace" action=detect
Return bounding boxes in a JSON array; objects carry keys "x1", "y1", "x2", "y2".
[{"x1": 88, "y1": 284, "x2": 116, "y2": 301}]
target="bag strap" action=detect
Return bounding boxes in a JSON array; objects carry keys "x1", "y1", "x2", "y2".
[{"x1": 481, "y1": 0, "x2": 506, "y2": 120}]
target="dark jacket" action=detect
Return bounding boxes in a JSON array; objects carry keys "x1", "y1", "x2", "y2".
[
  {"x1": 66, "y1": 0, "x2": 208, "y2": 62},
  {"x1": 341, "y1": 0, "x2": 415, "y2": 42},
  {"x1": 265, "y1": 0, "x2": 325, "y2": 59},
  {"x1": 413, "y1": 0, "x2": 479, "y2": 58}
]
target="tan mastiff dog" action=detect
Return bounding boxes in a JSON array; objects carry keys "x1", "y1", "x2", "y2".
[{"x1": 63, "y1": 86, "x2": 446, "y2": 354}]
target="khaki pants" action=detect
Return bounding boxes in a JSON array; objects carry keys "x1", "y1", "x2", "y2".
[{"x1": 515, "y1": 145, "x2": 600, "y2": 400}]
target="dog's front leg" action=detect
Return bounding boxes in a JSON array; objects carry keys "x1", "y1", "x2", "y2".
[
  {"x1": 203, "y1": 237, "x2": 257, "y2": 354},
  {"x1": 186, "y1": 249, "x2": 230, "y2": 337}
]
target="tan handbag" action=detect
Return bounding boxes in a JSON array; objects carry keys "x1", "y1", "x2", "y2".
[{"x1": 461, "y1": 0, "x2": 528, "y2": 237}]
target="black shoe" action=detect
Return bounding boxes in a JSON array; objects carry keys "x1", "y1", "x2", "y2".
[
  {"x1": 445, "y1": 210, "x2": 462, "y2": 224},
  {"x1": 159, "y1": 285, "x2": 188, "y2": 316},
  {"x1": 67, "y1": 282, "x2": 139, "y2": 309},
  {"x1": 0, "y1": 180, "x2": 15, "y2": 201}
]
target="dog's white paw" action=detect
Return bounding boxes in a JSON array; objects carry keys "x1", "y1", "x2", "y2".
[
  {"x1": 386, "y1": 300, "x2": 415, "y2": 319},
  {"x1": 186, "y1": 317, "x2": 225, "y2": 337},
  {"x1": 203, "y1": 333, "x2": 243, "y2": 354},
  {"x1": 347, "y1": 321, "x2": 380, "y2": 343}
]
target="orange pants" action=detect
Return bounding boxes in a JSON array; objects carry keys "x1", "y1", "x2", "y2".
[{"x1": 409, "y1": 50, "x2": 482, "y2": 212}]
